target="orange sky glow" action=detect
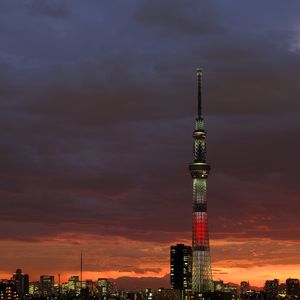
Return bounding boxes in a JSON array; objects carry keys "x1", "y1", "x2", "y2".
[{"x1": 0, "y1": 236, "x2": 299, "y2": 287}]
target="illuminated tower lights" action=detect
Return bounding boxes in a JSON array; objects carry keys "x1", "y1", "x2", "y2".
[{"x1": 189, "y1": 69, "x2": 213, "y2": 294}]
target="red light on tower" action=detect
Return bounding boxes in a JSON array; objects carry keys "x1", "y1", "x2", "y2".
[{"x1": 194, "y1": 217, "x2": 205, "y2": 245}]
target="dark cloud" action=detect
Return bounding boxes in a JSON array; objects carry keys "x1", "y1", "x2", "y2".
[
  {"x1": 27, "y1": 0, "x2": 70, "y2": 17},
  {"x1": 0, "y1": 0, "x2": 299, "y2": 282},
  {"x1": 0, "y1": 115, "x2": 299, "y2": 243},
  {"x1": 134, "y1": 0, "x2": 224, "y2": 36}
]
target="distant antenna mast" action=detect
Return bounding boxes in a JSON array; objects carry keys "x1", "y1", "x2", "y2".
[
  {"x1": 80, "y1": 251, "x2": 83, "y2": 292},
  {"x1": 58, "y1": 273, "x2": 61, "y2": 295}
]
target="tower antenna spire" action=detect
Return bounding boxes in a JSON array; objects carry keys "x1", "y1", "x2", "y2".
[
  {"x1": 197, "y1": 68, "x2": 203, "y2": 117},
  {"x1": 189, "y1": 68, "x2": 213, "y2": 294},
  {"x1": 80, "y1": 251, "x2": 83, "y2": 293}
]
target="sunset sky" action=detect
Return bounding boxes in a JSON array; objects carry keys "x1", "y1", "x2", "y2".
[{"x1": 0, "y1": 0, "x2": 300, "y2": 288}]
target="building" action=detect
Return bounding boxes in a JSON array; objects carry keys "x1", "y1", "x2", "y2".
[
  {"x1": 223, "y1": 284, "x2": 238, "y2": 299},
  {"x1": 123, "y1": 291, "x2": 144, "y2": 300},
  {"x1": 264, "y1": 279, "x2": 279, "y2": 299},
  {"x1": 170, "y1": 244, "x2": 192, "y2": 294},
  {"x1": 97, "y1": 278, "x2": 109, "y2": 300},
  {"x1": 28, "y1": 281, "x2": 39, "y2": 296},
  {"x1": 189, "y1": 69, "x2": 213, "y2": 294},
  {"x1": 81, "y1": 279, "x2": 94, "y2": 296},
  {"x1": 68, "y1": 275, "x2": 80, "y2": 293},
  {"x1": 240, "y1": 281, "x2": 250, "y2": 295},
  {"x1": 40, "y1": 275, "x2": 54, "y2": 296},
  {"x1": 145, "y1": 288, "x2": 153, "y2": 300},
  {"x1": 0, "y1": 280, "x2": 20, "y2": 300},
  {"x1": 286, "y1": 278, "x2": 299, "y2": 297},
  {"x1": 214, "y1": 280, "x2": 224, "y2": 292},
  {"x1": 12, "y1": 269, "x2": 29, "y2": 297},
  {"x1": 156, "y1": 288, "x2": 181, "y2": 300},
  {"x1": 278, "y1": 283, "x2": 286, "y2": 295}
]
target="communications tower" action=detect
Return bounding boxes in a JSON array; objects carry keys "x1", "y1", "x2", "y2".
[{"x1": 189, "y1": 69, "x2": 213, "y2": 294}]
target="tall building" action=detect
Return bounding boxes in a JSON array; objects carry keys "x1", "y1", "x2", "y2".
[
  {"x1": 286, "y1": 278, "x2": 299, "y2": 296},
  {"x1": 264, "y1": 279, "x2": 279, "y2": 299},
  {"x1": 12, "y1": 269, "x2": 29, "y2": 297},
  {"x1": 97, "y1": 278, "x2": 109, "y2": 300},
  {"x1": 189, "y1": 69, "x2": 213, "y2": 294},
  {"x1": 40, "y1": 275, "x2": 54, "y2": 296},
  {"x1": 170, "y1": 244, "x2": 192, "y2": 292}
]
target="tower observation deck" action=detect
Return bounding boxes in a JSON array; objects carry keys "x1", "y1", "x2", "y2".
[{"x1": 189, "y1": 69, "x2": 213, "y2": 295}]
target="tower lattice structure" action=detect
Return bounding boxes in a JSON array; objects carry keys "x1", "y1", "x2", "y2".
[{"x1": 189, "y1": 69, "x2": 213, "y2": 294}]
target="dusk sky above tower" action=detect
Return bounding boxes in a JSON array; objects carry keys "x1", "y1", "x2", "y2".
[{"x1": 0, "y1": 0, "x2": 300, "y2": 287}]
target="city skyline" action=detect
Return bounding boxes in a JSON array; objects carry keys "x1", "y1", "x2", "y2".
[
  {"x1": 1, "y1": 267, "x2": 299, "y2": 293},
  {"x1": 0, "y1": 0, "x2": 300, "y2": 289},
  {"x1": 1, "y1": 269, "x2": 298, "y2": 299}
]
